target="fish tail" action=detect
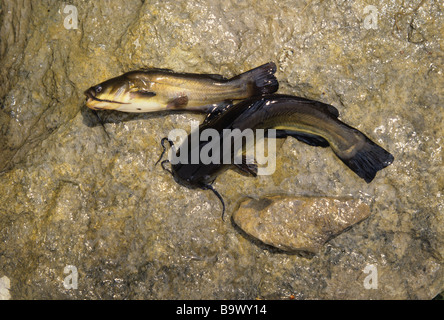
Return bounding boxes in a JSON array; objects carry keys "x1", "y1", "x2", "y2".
[
  {"x1": 231, "y1": 62, "x2": 279, "y2": 95},
  {"x1": 336, "y1": 136, "x2": 394, "y2": 183}
]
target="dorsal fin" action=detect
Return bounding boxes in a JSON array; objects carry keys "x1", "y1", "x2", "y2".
[
  {"x1": 205, "y1": 74, "x2": 228, "y2": 81},
  {"x1": 231, "y1": 98, "x2": 268, "y2": 127},
  {"x1": 278, "y1": 95, "x2": 340, "y2": 118},
  {"x1": 310, "y1": 100, "x2": 339, "y2": 118},
  {"x1": 138, "y1": 67, "x2": 175, "y2": 73},
  {"x1": 325, "y1": 103, "x2": 339, "y2": 118}
]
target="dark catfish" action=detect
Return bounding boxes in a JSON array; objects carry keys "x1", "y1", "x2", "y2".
[{"x1": 160, "y1": 94, "x2": 394, "y2": 217}]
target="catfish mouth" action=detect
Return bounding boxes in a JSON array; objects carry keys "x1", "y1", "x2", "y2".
[{"x1": 84, "y1": 87, "x2": 129, "y2": 107}]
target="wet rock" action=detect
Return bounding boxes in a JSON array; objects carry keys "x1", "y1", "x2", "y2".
[{"x1": 233, "y1": 196, "x2": 371, "y2": 253}]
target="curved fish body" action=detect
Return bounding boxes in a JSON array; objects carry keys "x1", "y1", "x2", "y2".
[
  {"x1": 84, "y1": 63, "x2": 278, "y2": 113},
  {"x1": 170, "y1": 94, "x2": 394, "y2": 188}
]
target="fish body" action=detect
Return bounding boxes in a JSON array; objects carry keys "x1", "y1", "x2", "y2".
[
  {"x1": 84, "y1": 63, "x2": 278, "y2": 112},
  {"x1": 170, "y1": 94, "x2": 394, "y2": 188}
]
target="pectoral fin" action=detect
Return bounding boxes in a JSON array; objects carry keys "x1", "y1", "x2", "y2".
[
  {"x1": 201, "y1": 101, "x2": 234, "y2": 123},
  {"x1": 129, "y1": 86, "x2": 157, "y2": 97},
  {"x1": 136, "y1": 90, "x2": 156, "y2": 97}
]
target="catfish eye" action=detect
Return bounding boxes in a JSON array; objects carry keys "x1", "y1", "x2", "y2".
[{"x1": 95, "y1": 85, "x2": 102, "y2": 93}]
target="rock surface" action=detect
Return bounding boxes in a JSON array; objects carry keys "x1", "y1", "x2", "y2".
[
  {"x1": 0, "y1": 0, "x2": 443, "y2": 299},
  {"x1": 233, "y1": 196, "x2": 371, "y2": 253}
]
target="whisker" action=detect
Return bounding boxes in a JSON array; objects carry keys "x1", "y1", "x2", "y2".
[
  {"x1": 92, "y1": 110, "x2": 111, "y2": 140},
  {"x1": 201, "y1": 184, "x2": 226, "y2": 221},
  {"x1": 155, "y1": 137, "x2": 174, "y2": 166},
  {"x1": 160, "y1": 160, "x2": 173, "y2": 175}
]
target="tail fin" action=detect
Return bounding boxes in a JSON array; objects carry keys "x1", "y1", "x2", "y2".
[
  {"x1": 231, "y1": 62, "x2": 279, "y2": 95},
  {"x1": 338, "y1": 137, "x2": 394, "y2": 183}
]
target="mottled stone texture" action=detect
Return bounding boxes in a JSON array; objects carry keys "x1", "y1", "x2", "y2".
[{"x1": 0, "y1": 0, "x2": 442, "y2": 299}]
